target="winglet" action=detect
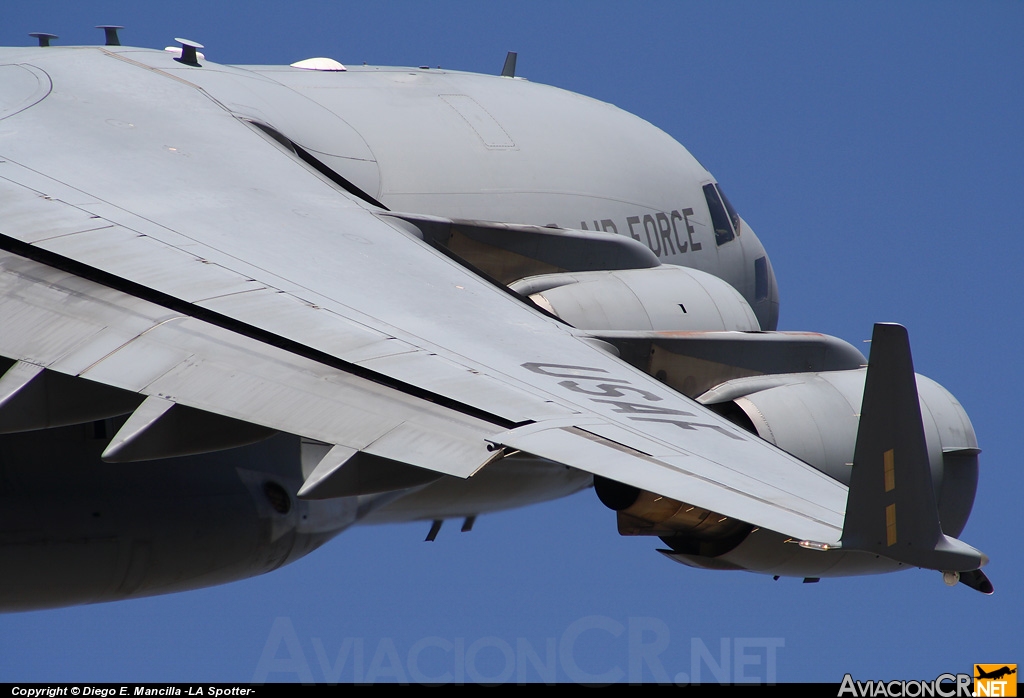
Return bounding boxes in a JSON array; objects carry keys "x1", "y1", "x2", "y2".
[{"x1": 840, "y1": 324, "x2": 989, "y2": 578}]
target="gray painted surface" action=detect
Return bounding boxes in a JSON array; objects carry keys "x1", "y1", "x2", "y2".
[{"x1": 0, "y1": 44, "x2": 986, "y2": 609}]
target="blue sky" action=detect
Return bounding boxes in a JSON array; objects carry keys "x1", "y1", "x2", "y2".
[{"x1": 1, "y1": 0, "x2": 1021, "y2": 684}]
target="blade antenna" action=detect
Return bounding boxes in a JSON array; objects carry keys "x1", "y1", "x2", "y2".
[
  {"x1": 173, "y1": 38, "x2": 204, "y2": 66},
  {"x1": 501, "y1": 51, "x2": 517, "y2": 78},
  {"x1": 29, "y1": 32, "x2": 58, "y2": 47},
  {"x1": 96, "y1": 25, "x2": 123, "y2": 46}
]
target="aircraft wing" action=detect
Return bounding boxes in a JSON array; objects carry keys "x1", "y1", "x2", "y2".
[{"x1": 0, "y1": 47, "x2": 848, "y2": 543}]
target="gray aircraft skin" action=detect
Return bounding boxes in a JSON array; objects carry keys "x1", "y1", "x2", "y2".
[{"x1": 0, "y1": 39, "x2": 990, "y2": 612}]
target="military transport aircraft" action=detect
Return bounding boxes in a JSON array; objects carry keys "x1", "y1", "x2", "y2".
[{"x1": 0, "y1": 29, "x2": 991, "y2": 612}]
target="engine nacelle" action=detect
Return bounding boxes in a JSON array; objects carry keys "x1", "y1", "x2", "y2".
[
  {"x1": 510, "y1": 266, "x2": 761, "y2": 332},
  {"x1": 0, "y1": 429, "x2": 357, "y2": 611},
  {"x1": 645, "y1": 368, "x2": 981, "y2": 579},
  {"x1": 702, "y1": 369, "x2": 979, "y2": 539},
  {"x1": 593, "y1": 476, "x2": 752, "y2": 558},
  {"x1": 596, "y1": 362, "x2": 981, "y2": 580}
]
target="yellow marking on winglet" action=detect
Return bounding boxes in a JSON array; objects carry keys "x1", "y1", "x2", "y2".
[
  {"x1": 884, "y1": 449, "x2": 895, "y2": 492},
  {"x1": 886, "y1": 503, "x2": 897, "y2": 546}
]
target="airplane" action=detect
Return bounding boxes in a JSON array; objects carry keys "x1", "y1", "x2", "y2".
[
  {"x1": 975, "y1": 666, "x2": 1016, "y2": 681},
  {"x1": 0, "y1": 28, "x2": 992, "y2": 614}
]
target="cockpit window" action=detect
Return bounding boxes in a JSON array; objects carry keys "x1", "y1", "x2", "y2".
[
  {"x1": 717, "y1": 185, "x2": 741, "y2": 238},
  {"x1": 703, "y1": 183, "x2": 735, "y2": 245},
  {"x1": 754, "y1": 256, "x2": 769, "y2": 301}
]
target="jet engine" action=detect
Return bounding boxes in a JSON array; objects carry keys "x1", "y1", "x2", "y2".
[
  {"x1": 510, "y1": 266, "x2": 762, "y2": 332},
  {"x1": 640, "y1": 367, "x2": 982, "y2": 579},
  {"x1": 593, "y1": 475, "x2": 753, "y2": 558},
  {"x1": 585, "y1": 326, "x2": 982, "y2": 581},
  {"x1": 700, "y1": 369, "x2": 980, "y2": 539}
]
